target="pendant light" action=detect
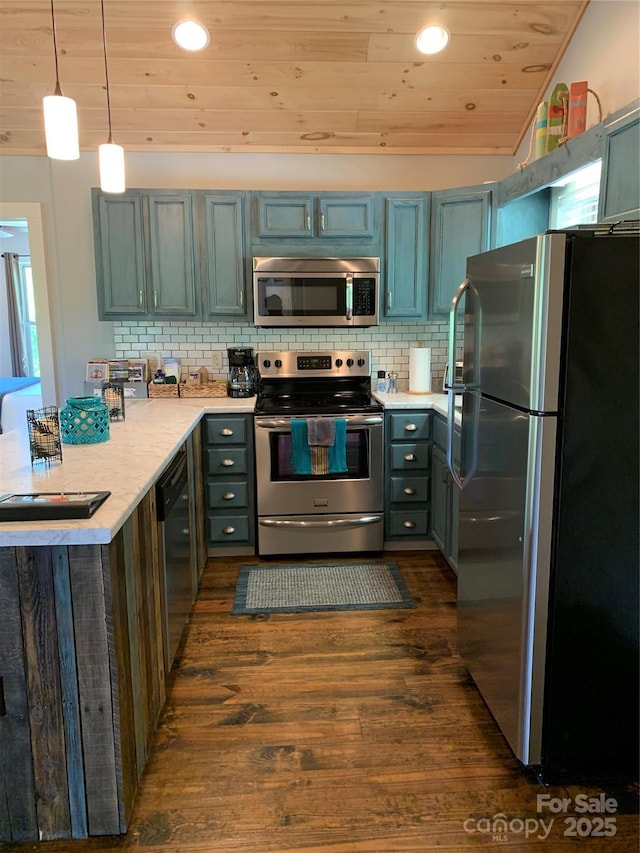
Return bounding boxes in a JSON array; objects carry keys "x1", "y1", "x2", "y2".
[
  {"x1": 99, "y1": 0, "x2": 125, "y2": 193},
  {"x1": 43, "y1": 0, "x2": 80, "y2": 159}
]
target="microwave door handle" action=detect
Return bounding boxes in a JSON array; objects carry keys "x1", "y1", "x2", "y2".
[{"x1": 345, "y1": 273, "x2": 353, "y2": 321}]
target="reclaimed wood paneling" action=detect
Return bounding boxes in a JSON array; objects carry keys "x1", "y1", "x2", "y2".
[
  {"x1": 67, "y1": 545, "x2": 120, "y2": 836},
  {"x1": 0, "y1": 0, "x2": 589, "y2": 154},
  {"x1": 0, "y1": 549, "x2": 37, "y2": 841},
  {"x1": 51, "y1": 546, "x2": 88, "y2": 839},
  {"x1": 15, "y1": 547, "x2": 71, "y2": 839}
]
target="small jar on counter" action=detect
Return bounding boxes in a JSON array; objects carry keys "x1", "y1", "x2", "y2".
[
  {"x1": 376, "y1": 370, "x2": 387, "y2": 393},
  {"x1": 387, "y1": 371, "x2": 398, "y2": 393}
]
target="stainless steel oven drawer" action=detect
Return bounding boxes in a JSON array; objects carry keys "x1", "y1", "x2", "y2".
[{"x1": 257, "y1": 513, "x2": 383, "y2": 555}]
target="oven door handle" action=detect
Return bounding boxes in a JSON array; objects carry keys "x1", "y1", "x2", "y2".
[
  {"x1": 259, "y1": 515, "x2": 382, "y2": 529},
  {"x1": 255, "y1": 416, "x2": 383, "y2": 429}
]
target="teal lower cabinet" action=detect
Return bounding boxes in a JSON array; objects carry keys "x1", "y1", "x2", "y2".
[
  {"x1": 203, "y1": 414, "x2": 255, "y2": 553},
  {"x1": 384, "y1": 411, "x2": 431, "y2": 542},
  {"x1": 431, "y1": 413, "x2": 460, "y2": 573}
]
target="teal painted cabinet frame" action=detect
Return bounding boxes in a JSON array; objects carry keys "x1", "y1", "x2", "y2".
[{"x1": 383, "y1": 194, "x2": 429, "y2": 320}]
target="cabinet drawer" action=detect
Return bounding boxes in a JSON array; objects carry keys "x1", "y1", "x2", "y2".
[
  {"x1": 389, "y1": 510, "x2": 429, "y2": 537},
  {"x1": 390, "y1": 476, "x2": 429, "y2": 503},
  {"x1": 207, "y1": 481, "x2": 249, "y2": 509},
  {"x1": 207, "y1": 514, "x2": 250, "y2": 543},
  {"x1": 205, "y1": 417, "x2": 247, "y2": 445},
  {"x1": 390, "y1": 443, "x2": 430, "y2": 471},
  {"x1": 433, "y1": 415, "x2": 461, "y2": 461},
  {"x1": 206, "y1": 447, "x2": 248, "y2": 475},
  {"x1": 389, "y1": 412, "x2": 431, "y2": 441}
]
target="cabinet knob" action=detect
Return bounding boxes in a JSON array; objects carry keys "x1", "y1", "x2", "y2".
[
  {"x1": 403, "y1": 520, "x2": 416, "y2": 528},
  {"x1": 222, "y1": 491, "x2": 235, "y2": 501},
  {"x1": 403, "y1": 487, "x2": 416, "y2": 495},
  {"x1": 182, "y1": 528, "x2": 190, "y2": 536},
  {"x1": 222, "y1": 526, "x2": 235, "y2": 535},
  {"x1": 404, "y1": 453, "x2": 416, "y2": 462},
  {"x1": 220, "y1": 428, "x2": 233, "y2": 436},
  {"x1": 221, "y1": 458, "x2": 235, "y2": 467},
  {"x1": 404, "y1": 423, "x2": 417, "y2": 432}
]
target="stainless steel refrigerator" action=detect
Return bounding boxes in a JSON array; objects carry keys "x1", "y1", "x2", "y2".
[{"x1": 446, "y1": 225, "x2": 639, "y2": 782}]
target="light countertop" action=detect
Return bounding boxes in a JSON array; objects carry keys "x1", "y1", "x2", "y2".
[
  {"x1": 0, "y1": 391, "x2": 460, "y2": 547},
  {"x1": 0, "y1": 396, "x2": 254, "y2": 547}
]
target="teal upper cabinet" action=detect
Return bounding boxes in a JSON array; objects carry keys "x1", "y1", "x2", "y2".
[
  {"x1": 147, "y1": 193, "x2": 197, "y2": 316},
  {"x1": 255, "y1": 192, "x2": 375, "y2": 240},
  {"x1": 598, "y1": 111, "x2": 640, "y2": 222},
  {"x1": 200, "y1": 192, "x2": 248, "y2": 319},
  {"x1": 383, "y1": 194, "x2": 428, "y2": 320},
  {"x1": 93, "y1": 191, "x2": 147, "y2": 317},
  {"x1": 93, "y1": 189, "x2": 197, "y2": 320},
  {"x1": 429, "y1": 185, "x2": 492, "y2": 318}
]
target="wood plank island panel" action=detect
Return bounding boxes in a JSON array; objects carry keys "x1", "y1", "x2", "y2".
[
  {"x1": 4, "y1": 551, "x2": 638, "y2": 852},
  {"x1": 0, "y1": 0, "x2": 589, "y2": 154}
]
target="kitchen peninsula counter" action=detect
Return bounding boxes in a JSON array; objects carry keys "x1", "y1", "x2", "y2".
[{"x1": 0, "y1": 396, "x2": 255, "y2": 546}]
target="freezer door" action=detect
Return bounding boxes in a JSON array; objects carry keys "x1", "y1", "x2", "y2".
[
  {"x1": 465, "y1": 234, "x2": 566, "y2": 412},
  {"x1": 456, "y1": 392, "x2": 556, "y2": 765}
]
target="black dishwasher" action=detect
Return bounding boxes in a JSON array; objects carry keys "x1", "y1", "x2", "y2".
[{"x1": 156, "y1": 448, "x2": 193, "y2": 670}]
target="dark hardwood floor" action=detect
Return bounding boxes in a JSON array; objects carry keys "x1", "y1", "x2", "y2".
[{"x1": 7, "y1": 551, "x2": 638, "y2": 852}]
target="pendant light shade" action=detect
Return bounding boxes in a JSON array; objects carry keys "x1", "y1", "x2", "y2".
[
  {"x1": 99, "y1": 141, "x2": 125, "y2": 193},
  {"x1": 99, "y1": 0, "x2": 125, "y2": 193},
  {"x1": 43, "y1": 1, "x2": 80, "y2": 159}
]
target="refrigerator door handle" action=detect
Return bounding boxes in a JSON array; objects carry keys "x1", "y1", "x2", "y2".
[{"x1": 447, "y1": 277, "x2": 476, "y2": 490}]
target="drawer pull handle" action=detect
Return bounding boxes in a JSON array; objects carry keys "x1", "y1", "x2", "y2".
[
  {"x1": 182, "y1": 528, "x2": 190, "y2": 536},
  {"x1": 403, "y1": 487, "x2": 416, "y2": 495},
  {"x1": 222, "y1": 491, "x2": 235, "y2": 500},
  {"x1": 404, "y1": 423, "x2": 418, "y2": 432},
  {"x1": 222, "y1": 526, "x2": 235, "y2": 535},
  {"x1": 403, "y1": 520, "x2": 416, "y2": 529},
  {"x1": 404, "y1": 453, "x2": 416, "y2": 462},
  {"x1": 220, "y1": 428, "x2": 233, "y2": 436},
  {"x1": 221, "y1": 458, "x2": 235, "y2": 467}
]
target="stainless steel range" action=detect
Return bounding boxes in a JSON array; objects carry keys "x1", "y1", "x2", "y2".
[{"x1": 254, "y1": 350, "x2": 384, "y2": 556}]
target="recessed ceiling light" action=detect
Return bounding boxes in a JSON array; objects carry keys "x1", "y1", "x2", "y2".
[
  {"x1": 172, "y1": 19, "x2": 210, "y2": 52},
  {"x1": 415, "y1": 25, "x2": 451, "y2": 55}
]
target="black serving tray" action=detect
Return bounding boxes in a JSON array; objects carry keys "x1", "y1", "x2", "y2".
[{"x1": 0, "y1": 491, "x2": 111, "y2": 521}]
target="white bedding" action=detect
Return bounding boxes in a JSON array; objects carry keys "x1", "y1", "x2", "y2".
[{"x1": 1, "y1": 381, "x2": 43, "y2": 436}]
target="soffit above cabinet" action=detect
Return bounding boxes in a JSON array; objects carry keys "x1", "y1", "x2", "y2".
[{"x1": 0, "y1": 0, "x2": 588, "y2": 156}]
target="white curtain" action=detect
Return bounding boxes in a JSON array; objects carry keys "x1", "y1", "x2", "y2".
[{"x1": 4, "y1": 251, "x2": 28, "y2": 376}]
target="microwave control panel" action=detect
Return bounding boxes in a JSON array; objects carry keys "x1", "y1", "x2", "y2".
[{"x1": 353, "y1": 277, "x2": 376, "y2": 316}]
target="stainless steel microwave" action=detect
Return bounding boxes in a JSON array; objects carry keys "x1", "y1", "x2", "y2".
[{"x1": 252, "y1": 257, "x2": 379, "y2": 327}]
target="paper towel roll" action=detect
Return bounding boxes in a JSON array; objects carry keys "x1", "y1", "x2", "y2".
[{"x1": 408, "y1": 347, "x2": 432, "y2": 394}]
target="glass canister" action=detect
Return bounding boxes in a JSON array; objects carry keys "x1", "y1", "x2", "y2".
[
  {"x1": 60, "y1": 396, "x2": 110, "y2": 444},
  {"x1": 387, "y1": 371, "x2": 398, "y2": 393}
]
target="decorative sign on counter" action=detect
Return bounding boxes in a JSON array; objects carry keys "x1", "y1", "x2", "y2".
[{"x1": 0, "y1": 491, "x2": 111, "y2": 521}]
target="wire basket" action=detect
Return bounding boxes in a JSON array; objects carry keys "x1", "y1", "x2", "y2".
[
  {"x1": 60, "y1": 397, "x2": 110, "y2": 445},
  {"x1": 26, "y1": 406, "x2": 63, "y2": 465}
]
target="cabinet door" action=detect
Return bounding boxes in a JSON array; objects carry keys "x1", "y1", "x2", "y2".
[
  {"x1": 257, "y1": 195, "x2": 313, "y2": 237},
  {"x1": 429, "y1": 187, "x2": 492, "y2": 317},
  {"x1": 93, "y1": 191, "x2": 147, "y2": 318},
  {"x1": 148, "y1": 194, "x2": 197, "y2": 316},
  {"x1": 384, "y1": 195, "x2": 428, "y2": 319},
  {"x1": 598, "y1": 113, "x2": 640, "y2": 222},
  {"x1": 319, "y1": 196, "x2": 374, "y2": 238},
  {"x1": 201, "y1": 193, "x2": 248, "y2": 318},
  {"x1": 430, "y1": 444, "x2": 448, "y2": 554}
]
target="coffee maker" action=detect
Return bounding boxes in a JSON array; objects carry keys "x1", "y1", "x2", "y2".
[{"x1": 227, "y1": 348, "x2": 259, "y2": 398}]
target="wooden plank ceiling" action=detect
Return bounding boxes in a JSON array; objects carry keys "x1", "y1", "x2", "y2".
[{"x1": 0, "y1": 0, "x2": 589, "y2": 156}]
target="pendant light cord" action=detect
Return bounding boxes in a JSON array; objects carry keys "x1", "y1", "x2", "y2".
[
  {"x1": 100, "y1": 0, "x2": 114, "y2": 143},
  {"x1": 49, "y1": 0, "x2": 63, "y2": 96}
]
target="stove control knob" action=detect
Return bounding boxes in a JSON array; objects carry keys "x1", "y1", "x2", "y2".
[
  {"x1": 274, "y1": 359, "x2": 282, "y2": 369},
  {"x1": 335, "y1": 358, "x2": 343, "y2": 367},
  {"x1": 357, "y1": 358, "x2": 365, "y2": 367},
  {"x1": 346, "y1": 358, "x2": 354, "y2": 367},
  {"x1": 262, "y1": 359, "x2": 271, "y2": 369}
]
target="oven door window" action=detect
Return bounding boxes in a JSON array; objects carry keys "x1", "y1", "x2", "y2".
[
  {"x1": 269, "y1": 429, "x2": 369, "y2": 480},
  {"x1": 256, "y1": 275, "x2": 346, "y2": 318}
]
